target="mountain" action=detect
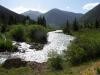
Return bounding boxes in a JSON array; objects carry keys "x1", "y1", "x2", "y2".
[
  {"x1": 80, "y1": 4, "x2": 100, "y2": 23},
  {"x1": 21, "y1": 8, "x2": 83, "y2": 28},
  {"x1": 43, "y1": 8, "x2": 83, "y2": 28},
  {"x1": 21, "y1": 10, "x2": 42, "y2": 21},
  {"x1": 0, "y1": 5, "x2": 26, "y2": 24}
]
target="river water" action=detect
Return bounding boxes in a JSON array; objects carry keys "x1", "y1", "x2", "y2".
[{"x1": 0, "y1": 30, "x2": 74, "y2": 64}]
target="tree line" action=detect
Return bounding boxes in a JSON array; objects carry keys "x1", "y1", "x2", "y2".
[
  {"x1": 0, "y1": 13, "x2": 47, "y2": 33},
  {"x1": 63, "y1": 18, "x2": 100, "y2": 34}
]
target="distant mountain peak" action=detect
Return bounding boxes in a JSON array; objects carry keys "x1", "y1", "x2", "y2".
[
  {"x1": 22, "y1": 10, "x2": 42, "y2": 21},
  {"x1": 43, "y1": 8, "x2": 83, "y2": 29},
  {"x1": 48, "y1": 8, "x2": 66, "y2": 13},
  {"x1": 51, "y1": 8, "x2": 61, "y2": 11},
  {"x1": 27, "y1": 10, "x2": 41, "y2": 13},
  {"x1": 22, "y1": 8, "x2": 83, "y2": 29}
]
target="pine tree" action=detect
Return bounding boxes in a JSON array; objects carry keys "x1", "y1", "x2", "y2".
[
  {"x1": 26, "y1": 16, "x2": 30, "y2": 25},
  {"x1": 42, "y1": 16, "x2": 46, "y2": 27},
  {"x1": 0, "y1": 14, "x2": 7, "y2": 33},
  {"x1": 1, "y1": 14, "x2": 5, "y2": 24},
  {"x1": 95, "y1": 19, "x2": 99, "y2": 28},
  {"x1": 73, "y1": 18, "x2": 79, "y2": 31},
  {"x1": 37, "y1": 16, "x2": 46, "y2": 27},
  {"x1": 63, "y1": 20, "x2": 70, "y2": 34},
  {"x1": 8, "y1": 15, "x2": 15, "y2": 25},
  {"x1": 37, "y1": 16, "x2": 41, "y2": 25}
]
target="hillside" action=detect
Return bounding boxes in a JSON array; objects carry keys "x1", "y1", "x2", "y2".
[
  {"x1": 44, "y1": 8, "x2": 82, "y2": 27},
  {"x1": 0, "y1": 5, "x2": 26, "y2": 24},
  {"x1": 80, "y1": 4, "x2": 100, "y2": 23}
]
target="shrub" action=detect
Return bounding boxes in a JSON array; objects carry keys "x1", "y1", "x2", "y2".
[
  {"x1": 8, "y1": 25, "x2": 25, "y2": 42},
  {"x1": 76, "y1": 38, "x2": 100, "y2": 59},
  {"x1": 66, "y1": 30, "x2": 100, "y2": 65},
  {"x1": 48, "y1": 53, "x2": 63, "y2": 71},
  {"x1": 27, "y1": 25, "x2": 47, "y2": 44},
  {"x1": 66, "y1": 43, "x2": 86, "y2": 65},
  {"x1": 97, "y1": 67, "x2": 100, "y2": 74},
  {"x1": 0, "y1": 38, "x2": 13, "y2": 52},
  {"x1": 0, "y1": 33, "x2": 3, "y2": 39}
]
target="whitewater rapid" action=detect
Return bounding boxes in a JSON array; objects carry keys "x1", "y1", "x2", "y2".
[{"x1": 0, "y1": 30, "x2": 74, "y2": 64}]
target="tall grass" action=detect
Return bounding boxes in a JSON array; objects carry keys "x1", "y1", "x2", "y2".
[{"x1": 48, "y1": 51, "x2": 64, "y2": 71}]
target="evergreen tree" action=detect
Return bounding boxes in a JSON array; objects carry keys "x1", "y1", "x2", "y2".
[
  {"x1": 1, "y1": 14, "x2": 5, "y2": 24},
  {"x1": 26, "y1": 16, "x2": 30, "y2": 25},
  {"x1": 73, "y1": 18, "x2": 79, "y2": 31},
  {"x1": 95, "y1": 19, "x2": 99, "y2": 28},
  {"x1": 0, "y1": 14, "x2": 7, "y2": 33},
  {"x1": 22, "y1": 18, "x2": 26, "y2": 25},
  {"x1": 42, "y1": 16, "x2": 46, "y2": 27},
  {"x1": 37, "y1": 16, "x2": 42, "y2": 25},
  {"x1": 37, "y1": 16, "x2": 46, "y2": 27},
  {"x1": 63, "y1": 20, "x2": 70, "y2": 34},
  {"x1": 8, "y1": 15, "x2": 15, "y2": 25}
]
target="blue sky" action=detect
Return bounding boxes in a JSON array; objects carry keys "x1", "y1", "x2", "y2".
[{"x1": 0, "y1": 0, "x2": 100, "y2": 14}]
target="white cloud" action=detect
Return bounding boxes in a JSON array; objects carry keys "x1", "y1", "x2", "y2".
[
  {"x1": 11, "y1": 6, "x2": 47, "y2": 14},
  {"x1": 11, "y1": 6, "x2": 29, "y2": 14},
  {"x1": 83, "y1": 2, "x2": 99, "y2": 11}
]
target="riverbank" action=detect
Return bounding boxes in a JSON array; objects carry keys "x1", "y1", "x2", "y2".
[{"x1": 0, "y1": 58, "x2": 100, "y2": 75}]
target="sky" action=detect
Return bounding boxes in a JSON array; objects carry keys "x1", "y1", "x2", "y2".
[{"x1": 0, "y1": 0, "x2": 100, "y2": 14}]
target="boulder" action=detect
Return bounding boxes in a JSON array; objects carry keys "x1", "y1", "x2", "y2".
[{"x1": 2, "y1": 58, "x2": 27, "y2": 69}]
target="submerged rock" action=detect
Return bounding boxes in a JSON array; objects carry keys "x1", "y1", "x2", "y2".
[{"x1": 29, "y1": 43, "x2": 44, "y2": 50}]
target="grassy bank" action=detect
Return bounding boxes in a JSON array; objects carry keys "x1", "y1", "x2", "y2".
[
  {"x1": 0, "y1": 60, "x2": 100, "y2": 75},
  {"x1": 0, "y1": 66, "x2": 34, "y2": 75},
  {"x1": 67, "y1": 29, "x2": 100, "y2": 65}
]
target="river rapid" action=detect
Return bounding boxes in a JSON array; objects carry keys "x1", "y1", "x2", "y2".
[{"x1": 0, "y1": 30, "x2": 74, "y2": 64}]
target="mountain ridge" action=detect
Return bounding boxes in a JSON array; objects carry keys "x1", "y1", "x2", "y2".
[
  {"x1": 80, "y1": 4, "x2": 100, "y2": 23},
  {"x1": 43, "y1": 8, "x2": 83, "y2": 28},
  {"x1": 0, "y1": 5, "x2": 26, "y2": 24},
  {"x1": 22, "y1": 8, "x2": 83, "y2": 28}
]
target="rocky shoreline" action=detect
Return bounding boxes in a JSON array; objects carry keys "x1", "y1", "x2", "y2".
[
  {"x1": 3, "y1": 57, "x2": 47, "y2": 73},
  {"x1": 14, "y1": 42, "x2": 45, "y2": 51}
]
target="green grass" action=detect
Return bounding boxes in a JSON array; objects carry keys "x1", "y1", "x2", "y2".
[
  {"x1": 0, "y1": 60, "x2": 99, "y2": 75},
  {"x1": 0, "y1": 65, "x2": 34, "y2": 75}
]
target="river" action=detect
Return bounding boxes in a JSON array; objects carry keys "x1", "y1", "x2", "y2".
[{"x1": 0, "y1": 30, "x2": 74, "y2": 64}]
